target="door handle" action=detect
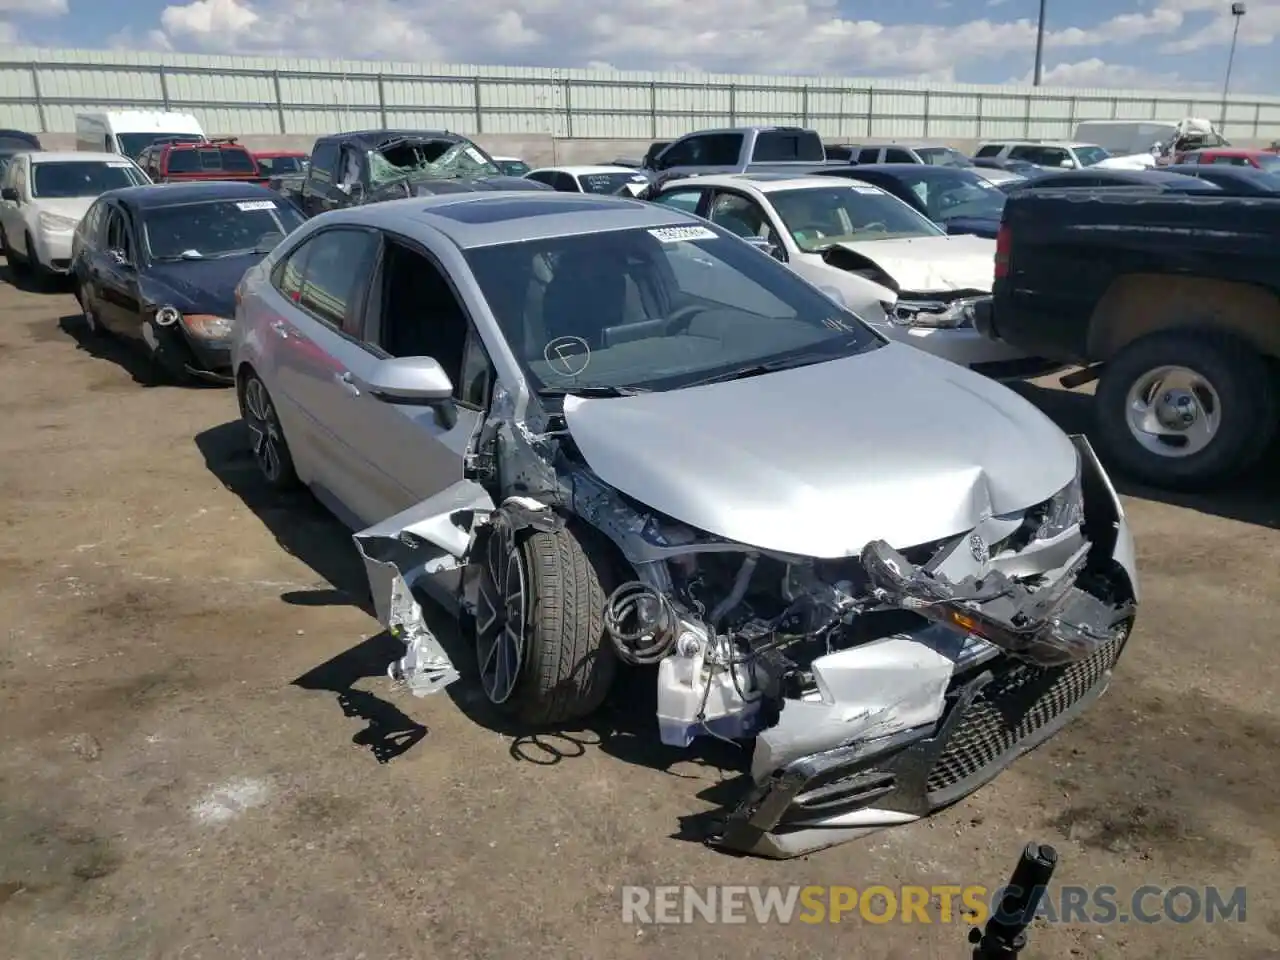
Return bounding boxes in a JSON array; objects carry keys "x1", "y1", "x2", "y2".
[
  {"x1": 270, "y1": 320, "x2": 289, "y2": 339},
  {"x1": 335, "y1": 371, "x2": 360, "y2": 397}
]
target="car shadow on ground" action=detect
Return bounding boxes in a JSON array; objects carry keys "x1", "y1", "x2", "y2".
[
  {"x1": 1011, "y1": 380, "x2": 1280, "y2": 530},
  {"x1": 0, "y1": 259, "x2": 72, "y2": 295},
  {"x1": 54, "y1": 312, "x2": 169, "y2": 387},
  {"x1": 195, "y1": 417, "x2": 749, "y2": 795}
]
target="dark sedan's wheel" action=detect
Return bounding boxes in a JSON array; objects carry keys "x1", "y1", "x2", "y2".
[
  {"x1": 239, "y1": 372, "x2": 299, "y2": 490},
  {"x1": 474, "y1": 514, "x2": 617, "y2": 726},
  {"x1": 76, "y1": 280, "x2": 101, "y2": 335}
]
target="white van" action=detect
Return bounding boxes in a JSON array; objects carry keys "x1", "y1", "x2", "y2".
[{"x1": 75, "y1": 111, "x2": 206, "y2": 160}]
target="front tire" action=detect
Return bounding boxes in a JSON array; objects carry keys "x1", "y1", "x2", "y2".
[
  {"x1": 239, "y1": 372, "x2": 299, "y2": 490},
  {"x1": 1093, "y1": 329, "x2": 1279, "y2": 490},
  {"x1": 474, "y1": 513, "x2": 617, "y2": 726}
]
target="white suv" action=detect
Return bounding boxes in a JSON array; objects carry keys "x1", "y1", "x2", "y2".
[{"x1": 974, "y1": 141, "x2": 1111, "y2": 170}]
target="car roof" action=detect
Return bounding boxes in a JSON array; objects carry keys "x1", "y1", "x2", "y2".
[
  {"x1": 326, "y1": 191, "x2": 704, "y2": 249},
  {"x1": 659, "y1": 173, "x2": 862, "y2": 193},
  {"x1": 106, "y1": 181, "x2": 283, "y2": 209},
  {"x1": 28, "y1": 151, "x2": 128, "y2": 164},
  {"x1": 1189, "y1": 147, "x2": 1267, "y2": 156},
  {"x1": 1031, "y1": 169, "x2": 1217, "y2": 187},
  {"x1": 981, "y1": 140, "x2": 1097, "y2": 148},
  {"x1": 317, "y1": 129, "x2": 460, "y2": 146},
  {"x1": 528, "y1": 165, "x2": 638, "y2": 176},
  {"x1": 824, "y1": 163, "x2": 979, "y2": 179}
]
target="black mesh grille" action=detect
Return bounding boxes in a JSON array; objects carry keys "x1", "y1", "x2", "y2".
[{"x1": 926, "y1": 632, "x2": 1124, "y2": 794}]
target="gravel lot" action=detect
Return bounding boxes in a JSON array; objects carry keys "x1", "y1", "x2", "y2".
[{"x1": 1, "y1": 265, "x2": 1277, "y2": 960}]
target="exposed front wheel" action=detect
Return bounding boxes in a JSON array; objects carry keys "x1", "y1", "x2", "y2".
[
  {"x1": 1094, "y1": 330, "x2": 1279, "y2": 490},
  {"x1": 474, "y1": 514, "x2": 617, "y2": 726},
  {"x1": 239, "y1": 372, "x2": 299, "y2": 490}
]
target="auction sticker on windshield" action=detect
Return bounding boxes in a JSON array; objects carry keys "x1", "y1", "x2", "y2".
[
  {"x1": 107, "y1": 160, "x2": 132, "y2": 167},
  {"x1": 236, "y1": 200, "x2": 276, "y2": 211},
  {"x1": 649, "y1": 225, "x2": 718, "y2": 243}
]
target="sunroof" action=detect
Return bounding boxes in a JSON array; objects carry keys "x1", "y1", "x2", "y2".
[{"x1": 427, "y1": 197, "x2": 616, "y2": 224}]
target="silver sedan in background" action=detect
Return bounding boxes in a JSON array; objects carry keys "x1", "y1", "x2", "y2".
[{"x1": 231, "y1": 192, "x2": 1138, "y2": 859}]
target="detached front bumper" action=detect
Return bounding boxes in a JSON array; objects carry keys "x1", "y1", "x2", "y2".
[{"x1": 710, "y1": 435, "x2": 1139, "y2": 858}]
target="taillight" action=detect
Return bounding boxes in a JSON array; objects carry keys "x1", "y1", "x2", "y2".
[{"x1": 994, "y1": 223, "x2": 1011, "y2": 279}]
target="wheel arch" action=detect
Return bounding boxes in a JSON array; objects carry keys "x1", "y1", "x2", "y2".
[{"x1": 1086, "y1": 274, "x2": 1280, "y2": 362}]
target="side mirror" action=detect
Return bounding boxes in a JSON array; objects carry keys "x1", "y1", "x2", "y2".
[
  {"x1": 364, "y1": 355, "x2": 454, "y2": 410},
  {"x1": 349, "y1": 182, "x2": 364, "y2": 201},
  {"x1": 1, "y1": 186, "x2": 18, "y2": 202},
  {"x1": 1059, "y1": 159, "x2": 1075, "y2": 168}
]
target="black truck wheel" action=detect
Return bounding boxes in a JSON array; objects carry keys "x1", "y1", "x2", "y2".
[
  {"x1": 474, "y1": 514, "x2": 617, "y2": 726},
  {"x1": 1094, "y1": 329, "x2": 1279, "y2": 489}
]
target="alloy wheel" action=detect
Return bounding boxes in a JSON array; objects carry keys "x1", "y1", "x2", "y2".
[
  {"x1": 242, "y1": 377, "x2": 285, "y2": 483},
  {"x1": 1124, "y1": 364, "x2": 1222, "y2": 458},
  {"x1": 474, "y1": 516, "x2": 528, "y2": 705}
]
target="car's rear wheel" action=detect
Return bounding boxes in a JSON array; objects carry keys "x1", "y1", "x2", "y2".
[
  {"x1": 474, "y1": 512, "x2": 617, "y2": 725},
  {"x1": 77, "y1": 280, "x2": 101, "y2": 335},
  {"x1": 1094, "y1": 329, "x2": 1278, "y2": 489},
  {"x1": 239, "y1": 372, "x2": 299, "y2": 490}
]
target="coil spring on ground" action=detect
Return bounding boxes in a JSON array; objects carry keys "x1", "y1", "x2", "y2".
[{"x1": 602, "y1": 581, "x2": 680, "y2": 664}]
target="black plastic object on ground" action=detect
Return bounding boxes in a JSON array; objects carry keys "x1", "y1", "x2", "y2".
[{"x1": 969, "y1": 842, "x2": 1058, "y2": 958}]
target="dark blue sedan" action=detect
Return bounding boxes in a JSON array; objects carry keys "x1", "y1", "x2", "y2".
[{"x1": 804, "y1": 163, "x2": 1008, "y2": 238}]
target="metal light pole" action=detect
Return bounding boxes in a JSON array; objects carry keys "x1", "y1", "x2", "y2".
[
  {"x1": 1033, "y1": 0, "x2": 1047, "y2": 85},
  {"x1": 1220, "y1": 2, "x2": 1246, "y2": 127}
]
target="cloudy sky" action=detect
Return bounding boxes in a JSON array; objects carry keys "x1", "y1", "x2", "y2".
[{"x1": 0, "y1": 0, "x2": 1275, "y2": 93}]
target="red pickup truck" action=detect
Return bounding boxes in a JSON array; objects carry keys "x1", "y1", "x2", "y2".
[{"x1": 136, "y1": 138, "x2": 267, "y2": 185}]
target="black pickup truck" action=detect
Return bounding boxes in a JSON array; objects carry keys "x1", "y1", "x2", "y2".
[
  {"x1": 273, "y1": 129, "x2": 547, "y2": 217},
  {"x1": 982, "y1": 188, "x2": 1280, "y2": 489}
]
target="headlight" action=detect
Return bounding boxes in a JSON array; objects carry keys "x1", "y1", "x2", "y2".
[
  {"x1": 180, "y1": 313, "x2": 235, "y2": 340},
  {"x1": 885, "y1": 296, "x2": 988, "y2": 329},
  {"x1": 38, "y1": 212, "x2": 78, "y2": 232},
  {"x1": 1035, "y1": 451, "x2": 1084, "y2": 540}
]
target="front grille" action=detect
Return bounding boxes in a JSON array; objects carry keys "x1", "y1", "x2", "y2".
[{"x1": 926, "y1": 631, "x2": 1123, "y2": 794}]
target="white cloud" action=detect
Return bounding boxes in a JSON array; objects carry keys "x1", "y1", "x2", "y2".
[
  {"x1": 135, "y1": 0, "x2": 1266, "y2": 91},
  {"x1": 146, "y1": 0, "x2": 1190, "y2": 72},
  {"x1": 0, "y1": 0, "x2": 67, "y2": 13},
  {"x1": 1158, "y1": 0, "x2": 1279, "y2": 52},
  {"x1": 1019, "y1": 57, "x2": 1215, "y2": 91}
]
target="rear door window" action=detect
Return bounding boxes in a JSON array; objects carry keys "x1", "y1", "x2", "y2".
[
  {"x1": 751, "y1": 130, "x2": 825, "y2": 162},
  {"x1": 857, "y1": 148, "x2": 881, "y2": 164},
  {"x1": 975, "y1": 144, "x2": 1004, "y2": 158},
  {"x1": 884, "y1": 148, "x2": 915, "y2": 163},
  {"x1": 292, "y1": 228, "x2": 382, "y2": 335}
]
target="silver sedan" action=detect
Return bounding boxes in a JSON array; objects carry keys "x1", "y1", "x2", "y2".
[{"x1": 231, "y1": 192, "x2": 1139, "y2": 859}]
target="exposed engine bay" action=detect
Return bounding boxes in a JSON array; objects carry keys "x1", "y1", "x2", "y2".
[{"x1": 352, "y1": 377, "x2": 1138, "y2": 859}]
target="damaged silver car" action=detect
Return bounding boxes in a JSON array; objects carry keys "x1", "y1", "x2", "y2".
[{"x1": 231, "y1": 191, "x2": 1139, "y2": 859}]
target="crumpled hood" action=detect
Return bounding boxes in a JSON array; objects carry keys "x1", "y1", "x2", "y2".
[
  {"x1": 831, "y1": 234, "x2": 995, "y2": 293},
  {"x1": 143, "y1": 253, "x2": 263, "y2": 318},
  {"x1": 561, "y1": 344, "x2": 1078, "y2": 557}
]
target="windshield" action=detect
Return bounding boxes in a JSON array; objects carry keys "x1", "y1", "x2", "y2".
[
  {"x1": 915, "y1": 147, "x2": 973, "y2": 168},
  {"x1": 31, "y1": 160, "x2": 147, "y2": 198},
  {"x1": 1074, "y1": 146, "x2": 1111, "y2": 167},
  {"x1": 142, "y1": 198, "x2": 306, "y2": 261},
  {"x1": 368, "y1": 139, "x2": 499, "y2": 184},
  {"x1": 257, "y1": 155, "x2": 304, "y2": 175},
  {"x1": 578, "y1": 171, "x2": 648, "y2": 194},
  {"x1": 495, "y1": 159, "x2": 531, "y2": 177},
  {"x1": 463, "y1": 224, "x2": 882, "y2": 394},
  {"x1": 769, "y1": 185, "x2": 944, "y2": 251},
  {"x1": 117, "y1": 132, "x2": 204, "y2": 159},
  {"x1": 893, "y1": 170, "x2": 1006, "y2": 222}
]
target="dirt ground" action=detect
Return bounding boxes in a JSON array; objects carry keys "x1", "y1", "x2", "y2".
[{"x1": 0, "y1": 266, "x2": 1277, "y2": 960}]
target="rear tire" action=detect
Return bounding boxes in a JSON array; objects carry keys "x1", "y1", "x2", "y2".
[
  {"x1": 1093, "y1": 329, "x2": 1279, "y2": 490},
  {"x1": 238, "y1": 371, "x2": 300, "y2": 490}
]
